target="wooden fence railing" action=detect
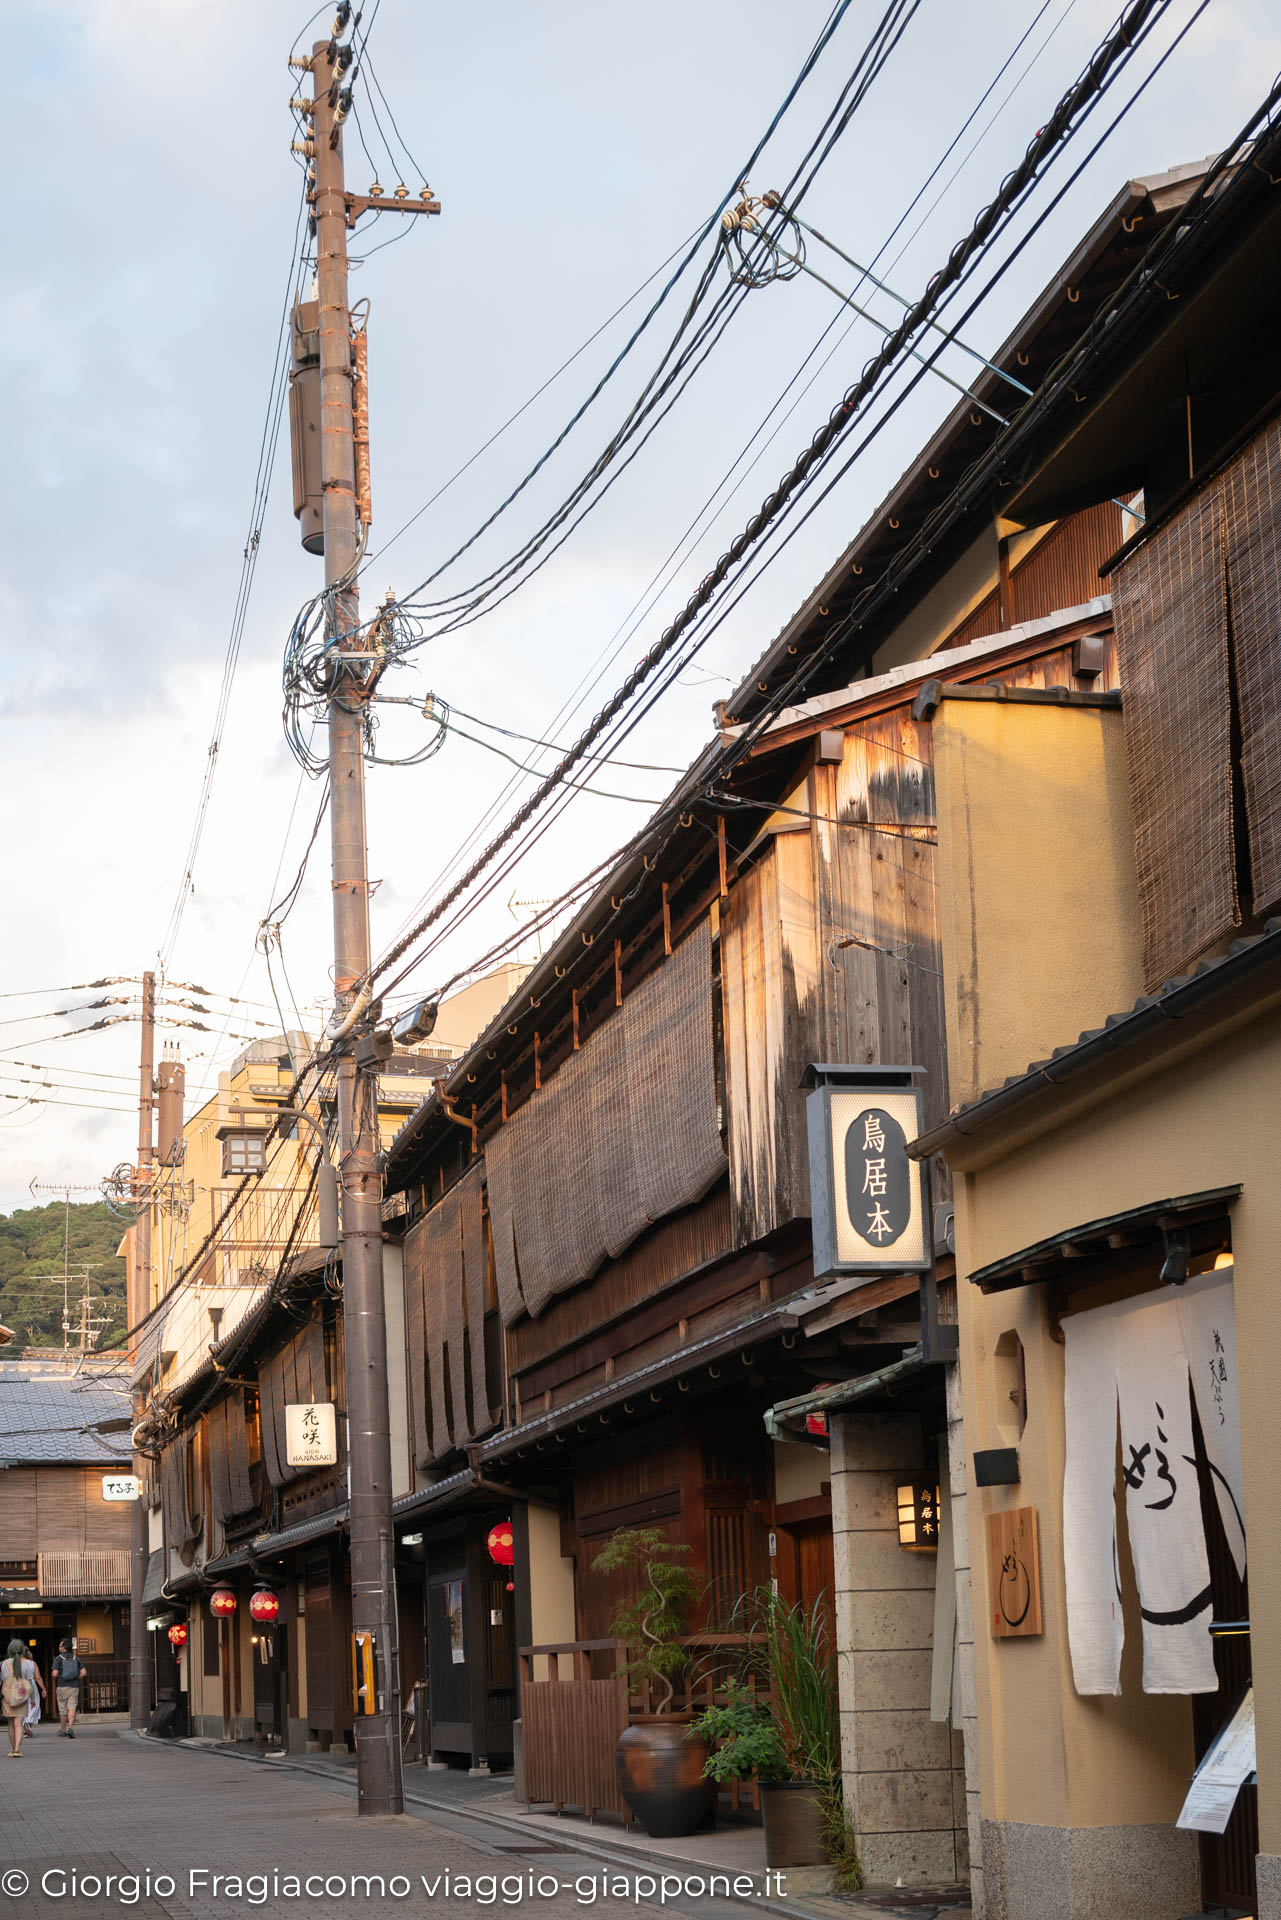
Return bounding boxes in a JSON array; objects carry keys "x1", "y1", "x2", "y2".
[{"x1": 518, "y1": 1633, "x2": 768, "y2": 1822}]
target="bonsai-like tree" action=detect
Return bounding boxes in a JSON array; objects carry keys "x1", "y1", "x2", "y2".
[{"x1": 592, "y1": 1526, "x2": 701, "y2": 1713}]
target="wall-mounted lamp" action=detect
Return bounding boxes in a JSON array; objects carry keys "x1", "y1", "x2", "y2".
[
  {"x1": 897, "y1": 1483, "x2": 940, "y2": 1551},
  {"x1": 401, "y1": 1532, "x2": 423, "y2": 1547}
]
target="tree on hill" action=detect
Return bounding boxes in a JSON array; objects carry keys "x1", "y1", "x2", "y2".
[{"x1": 0, "y1": 1201, "x2": 128, "y2": 1353}]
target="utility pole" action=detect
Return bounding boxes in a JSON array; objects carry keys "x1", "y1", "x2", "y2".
[
  {"x1": 129, "y1": 969, "x2": 156, "y2": 1732},
  {"x1": 295, "y1": 27, "x2": 437, "y2": 1817}
]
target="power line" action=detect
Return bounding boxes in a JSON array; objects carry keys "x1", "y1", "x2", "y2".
[
  {"x1": 365, "y1": 0, "x2": 1181, "y2": 1002},
  {"x1": 156, "y1": 177, "x2": 311, "y2": 974},
  {"x1": 374, "y1": 0, "x2": 1095, "y2": 955}
]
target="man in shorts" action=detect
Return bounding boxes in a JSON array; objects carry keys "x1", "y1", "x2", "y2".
[{"x1": 51, "y1": 1639, "x2": 83, "y2": 1737}]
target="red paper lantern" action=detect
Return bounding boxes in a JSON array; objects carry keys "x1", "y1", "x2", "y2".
[
  {"x1": 486, "y1": 1521, "x2": 515, "y2": 1568},
  {"x1": 249, "y1": 1588, "x2": 281, "y2": 1625},
  {"x1": 167, "y1": 1622, "x2": 188, "y2": 1649},
  {"x1": 209, "y1": 1587, "x2": 237, "y2": 1618}
]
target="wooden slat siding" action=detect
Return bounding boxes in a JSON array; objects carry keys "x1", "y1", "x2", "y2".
[
  {"x1": 38, "y1": 1549, "x2": 130, "y2": 1598},
  {"x1": 506, "y1": 1184, "x2": 734, "y2": 1377},
  {"x1": 207, "y1": 1393, "x2": 255, "y2": 1524},
  {"x1": 939, "y1": 504, "x2": 1123, "y2": 653},
  {"x1": 522, "y1": 1670, "x2": 629, "y2": 1816},
  {"x1": 515, "y1": 1234, "x2": 812, "y2": 1414}
]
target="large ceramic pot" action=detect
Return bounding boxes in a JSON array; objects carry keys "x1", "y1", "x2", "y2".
[
  {"x1": 615, "y1": 1719, "x2": 714, "y2": 1837},
  {"x1": 760, "y1": 1779, "x2": 827, "y2": 1868}
]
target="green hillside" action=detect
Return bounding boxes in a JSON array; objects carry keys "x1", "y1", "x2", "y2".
[{"x1": 0, "y1": 1200, "x2": 128, "y2": 1353}]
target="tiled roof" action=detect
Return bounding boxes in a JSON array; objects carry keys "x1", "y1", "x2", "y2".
[
  {"x1": 914, "y1": 918, "x2": 1281, "y2": 1157},
  {"x1": 0, "y1": 1375, "x2": 132, "y2": 1467}
]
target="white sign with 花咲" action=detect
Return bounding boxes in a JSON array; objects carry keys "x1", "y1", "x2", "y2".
[
  {"x1": 285, "y1": 1402, "x2": 338, "y2": 1468},
  {"x1": 101, "y1": 1474, "x2": 141, "y2": 1502}
]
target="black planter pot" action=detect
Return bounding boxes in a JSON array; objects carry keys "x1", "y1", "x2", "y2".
[
  {"x1": 760, "y1": 1779, "x2": 828, "y2": 1868},
  {"x1": 615, "y1": 1719, "x2": 714, "y2": 1838}
]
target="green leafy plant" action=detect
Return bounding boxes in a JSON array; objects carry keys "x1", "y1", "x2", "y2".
[
  {"x1": 720, "y1": 1587, "x2": 861, "y2": 1889},
  {"x1": 689, "y1": 1680, "x2": 788, "y2": 1782},
  {"x1": 591, "y1": 1527, "x2": 701, "y2": 1713}
]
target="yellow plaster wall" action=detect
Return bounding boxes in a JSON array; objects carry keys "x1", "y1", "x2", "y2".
[
  {"x1": 929, "y1": 694, "x2": 1281, "y2": 1840},
  {"x1": 526, "y1": 1504, "x2": 576, "y2": 1683},
  {"x1": 931, "y1": 699, "x2": 1143, "y2": 1109},
  {"x1": 949, "y1": 992, "x2": 1281, "y2": 1840}
]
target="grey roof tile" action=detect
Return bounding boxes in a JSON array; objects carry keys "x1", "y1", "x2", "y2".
[{"x1": 0, "y1": 1376, "x2": 132, "y2": 1466}]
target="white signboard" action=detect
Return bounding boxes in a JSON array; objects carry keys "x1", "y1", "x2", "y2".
[
  {"x1": 1178, "y1": 1687, "x2": 1255, "y2": 1833},
  {"x1": 806, "y1": 1071, "x2": 928, "y2": 1278},
  {"x1": 285, "y1": 1402, "x2": 338, "y2": 1469},
  {"x1": 101, "y1": 1474, "x2": 141, "y2": 1502}
]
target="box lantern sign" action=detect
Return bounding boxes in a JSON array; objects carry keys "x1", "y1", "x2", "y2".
[
  {"x1": 805, "y1": 1064, "x2": 929, "y2": 1279},
  {"x1": 101, "y1": 1474, "x2": 142, "y2": 1502},
  {"x1": 285, "y1": 1402, "x2": 338, "y2": 1469}
]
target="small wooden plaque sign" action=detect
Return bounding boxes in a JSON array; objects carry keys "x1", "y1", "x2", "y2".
[{"x1": 986, "y1": 1505, "x2": 1043, "y2": 1638}]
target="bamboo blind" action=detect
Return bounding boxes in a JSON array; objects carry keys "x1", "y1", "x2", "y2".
[
  {"x1": 1223, "y1": 416, "x2": 1281, "y2": 915},
  {"x1": 1111, "y1": 481, "x2": 1238, "y2": 987},
  {"x1": 460, "y1": 1163, "x2": 498, "y2": 1429},
  {"x1": 159, "y1": 1432, "x2": 201, "y2": 1564},
  {"x1": 403, "y1": 1165, "x2": 489, "y2": 1465},
  {"x1": 206, "y1": 1389, "x2": 254, "y2": 1524},
  {"x1": 482, "y1": 920, "x2": 724, "y2": 1327},
  {"x1": 257, "y1": 1311, "x2": 328, "y2": 1489}
]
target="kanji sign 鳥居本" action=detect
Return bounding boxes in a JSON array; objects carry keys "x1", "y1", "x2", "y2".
[{"x1": 805, "y1": 1065, "x2": 929, "y2": 1278}]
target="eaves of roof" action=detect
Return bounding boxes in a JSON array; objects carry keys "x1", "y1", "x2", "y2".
[
  {"x1": 382, "y1": 608, "x2": 1114, "y2": 1195},
  {"x1": 911, "y1": 919, "x2": 1281, "y2": 1165},
  {"x1": 722, "y1": 162, "x2": 1212, "y2": 727},
  {"x1": 763, "y1": 1346, "x2": 936, "y2": 1443}
]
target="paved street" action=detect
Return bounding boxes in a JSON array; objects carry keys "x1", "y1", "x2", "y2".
[
  {"x1": 0, "y1": 1723, "x2": 781, "y2": 1920},
  {"x1": 0, "y1": 1724, "x2": 968, "y2": 1920}
]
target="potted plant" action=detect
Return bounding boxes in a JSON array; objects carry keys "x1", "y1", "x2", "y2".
[
  {"x1": 693, "y1": 1590, "x2": 857, "y2": 1881},
  {"x1": 592, "y1": 1527, "x2": 713, "y2": 1837}
]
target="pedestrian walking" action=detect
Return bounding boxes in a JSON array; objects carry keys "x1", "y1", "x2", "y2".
[
  {"x1": 51, "y1": 1639, "x2": 84, "y2": 1738},
  {"x1": 1, "y1": 1639, "x2": 39, "y2": 1757},
  {"x1": 22, "y1": 1653, "x2": 47, "y2": 1738}
]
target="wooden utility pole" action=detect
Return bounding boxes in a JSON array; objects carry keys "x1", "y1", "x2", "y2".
[
  {"x1": 298, "y1": 30, "x2": 436, "y2": 1817},
  {"x1": 129, "y1": 969, "x2": 156, "y2": 1731}
]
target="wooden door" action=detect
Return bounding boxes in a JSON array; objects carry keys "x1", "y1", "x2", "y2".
[
  {"x1": 426, "y1": 1563, "x2": 471, "y2": 1754},
  {"x1": 252, "y1": 1623, "x2": 284, "y2": 1740},
  {"x1": 304, "y1": 1550, "x2": 351, "y2": 1737},
  {"x1": 796, "y1": 1519, "x2": 836, "y2": 1640}
]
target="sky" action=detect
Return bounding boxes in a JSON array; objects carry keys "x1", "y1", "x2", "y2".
[{"x1": 1, "y1": 0, "x2": 1277, "y2": 1212}]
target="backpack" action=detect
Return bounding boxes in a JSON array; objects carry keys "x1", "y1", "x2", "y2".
[
  {"x1": 56, "y1": 1653, "x2": 82, "y2": 1684},
  {"x1": 1, "y1": 1664, "x2": 32, "y2": 1713}
]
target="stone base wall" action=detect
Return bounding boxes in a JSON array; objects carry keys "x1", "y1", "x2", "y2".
[
  {"x1": 1257, "y1": 1852, "x2": 1281, "y2": 1919},
  {"x1": 831, "y1": 1408, "x2": 966, "y2": 1887},
  {"x1": 980, "y1": 1820, "x2": 1201, "y2": 1920}
]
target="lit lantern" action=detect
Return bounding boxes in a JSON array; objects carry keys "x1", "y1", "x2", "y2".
[
  {"x1": 209, "y1": 1587, "x2": 237, "y2": 1618},
  {"x1": 897, "y1": 1484, "x2": 941, "y2": 1552},
  {"x1": 486, "y1": 1522, "x2": 514, "y2": 1568},
  {"x1": 168, "y1": 1622, "x2": 188, "y2": 1649},
  {"x1": 249, "y1": 1587, "x2": 281, "y2": 1625}
]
